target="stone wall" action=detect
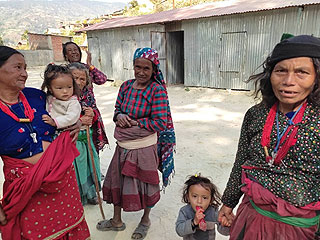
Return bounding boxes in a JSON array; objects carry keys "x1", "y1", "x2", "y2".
[{"x1": 19, "y1": 50, "x2": 54, "y2": 67}]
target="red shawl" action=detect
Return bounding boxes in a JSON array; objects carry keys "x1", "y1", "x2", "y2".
[{"x1": 0, "y1": 132, "x2": 80, "y2": 239}]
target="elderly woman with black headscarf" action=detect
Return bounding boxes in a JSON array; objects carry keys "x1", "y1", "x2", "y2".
[
  {"x1": 218, "y1": 35, "x2": 320, "y2": 240},
  {"x1": 96, "y1": 48, "x2": 176, "y2": 240}
]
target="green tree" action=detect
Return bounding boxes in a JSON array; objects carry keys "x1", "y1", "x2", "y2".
[
  {"x1": 21, "y1": 30, "x2": 29, "y2": 41},
  {"x1": 149, "y1": 0, "x2": 223, "y2": 12},
  {"x1": 130, "y1": 0, "x2": 139, "y2": 8},
  {"x1": 123, "y1": 0, "x2": 147, "y2": 16},
  {"x1": 150, "y1": 0, "x2": 166, "y2": 12}
]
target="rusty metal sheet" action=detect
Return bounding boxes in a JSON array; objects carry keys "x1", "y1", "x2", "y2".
[{"x1": 81, "y1": 0, "x2": 320, "y2": 31}]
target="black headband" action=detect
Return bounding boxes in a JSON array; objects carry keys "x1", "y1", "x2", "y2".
[{"x1": 269, "y1": 35, "x2": 320, "y2": 66}]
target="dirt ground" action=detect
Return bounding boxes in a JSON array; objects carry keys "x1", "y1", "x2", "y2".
[{"x1": 3, "y1": 67, "x2": 256, "y2": 240}]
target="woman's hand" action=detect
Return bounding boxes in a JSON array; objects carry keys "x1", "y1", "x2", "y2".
[
  {"x1": 64, "y1": 120, "x2": 81, "y2": 142},
  {"x1": 130, "y1": 119, "x2": 139, "y2": 127},
  {"x1": 218, "y1": 205, "x2": 235, "y2": 227},
  {"x1": 116, "y1": 114, "x2": 133, "y2": 128},
  {"x1": 0, "y1": 204, "x2": 7, "y2": 226},
  {"x1": 86, "y1": 50, "x2": 92, "y2": 66},
  {"x1": 42, "y1": 114, "x2": 56, "y2": 127},
  {"x1": 83, "y1": 106, "x2": 94, "y2": 117},
  {"x1": 80, "y1": 115, "x2": 93, "y2": 126}
]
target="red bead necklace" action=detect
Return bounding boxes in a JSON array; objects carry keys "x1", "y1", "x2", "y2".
[
  {"x1": 261, "y1": 101, "x2": 307, "y2": 166},
  {"x1": 0, "y1": 91, "x2": 34, "y2": 122}
]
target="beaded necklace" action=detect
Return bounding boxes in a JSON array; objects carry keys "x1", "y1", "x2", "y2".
[
  {"x1": 0, "y1": 91, "x2": 34, "y2": 122},
  {"x1": 261, "y1": 101, "x2": 307, "y2": 166},
  {"x1": 0, "y1": 91, "x2": 37, "y2": 143}
]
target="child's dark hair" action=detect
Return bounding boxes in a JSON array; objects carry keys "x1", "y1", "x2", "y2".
[
  {"x1": 182, "y1": 174, "x2": 221, "y2": 208},
  {"x1": 41, "y1": 63, "x2": 80, "y2": 97}
]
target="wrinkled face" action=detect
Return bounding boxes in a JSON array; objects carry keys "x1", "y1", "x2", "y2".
[
  {"x1": 65, "y1": 43, "x2": 81, "y2": 63},
  {"x1": 271, "y1": 57, "x2": 316, "y2": 113},
  {"x1": 71, "y1": 69, "x2": 87, "y2": 90},
  {"x1": 0, "y1": 54, "x2": 27, "y2": 91},
  {"x1": 49, "y1": 74, "x2": 74, "y2": 101},
  {"x1": 134, "y1": 58, "x2": 154, "y2": 87},
  {"x1": 187, "y1": 184, "x2": 211, "y2": 212}
]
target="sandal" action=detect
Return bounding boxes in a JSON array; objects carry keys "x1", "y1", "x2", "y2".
[
  {"x1": 131, "y1": 223, "x2": 150, "y2": 240},
  {"x1": 96, "y1": 218, "x2": 126, "y2": 231}
]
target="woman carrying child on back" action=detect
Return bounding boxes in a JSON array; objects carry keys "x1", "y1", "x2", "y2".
[
  {"x1": 176, "y1": 174, "x2": 230, "y2": 240},
  {"x1": 41, "y1": 64, "x2": 81, "y2": 129}
]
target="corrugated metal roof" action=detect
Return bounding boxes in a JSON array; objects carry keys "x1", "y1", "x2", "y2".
[{"x1": 81, "y1": 0, "x2": 320, "y2": 31}]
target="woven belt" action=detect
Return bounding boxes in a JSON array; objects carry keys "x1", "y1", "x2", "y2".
[{"x1": 117, "y1": 132, "x2": 157, "y2": 150}]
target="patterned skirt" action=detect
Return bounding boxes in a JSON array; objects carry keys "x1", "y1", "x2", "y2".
[
  {"x1": 1, "y1": 132, "x2": 90, "y2": 240},
  {"x1": 102, "y1": 126, "x2": 160, "y2": 212},
  {"x1": 230, "y1": 174, "x2": 319, "y2": 240}
]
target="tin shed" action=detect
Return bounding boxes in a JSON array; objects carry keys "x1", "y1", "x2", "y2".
[{"x1": 82, "y1": 0, "x2": 320, "y2": 90}]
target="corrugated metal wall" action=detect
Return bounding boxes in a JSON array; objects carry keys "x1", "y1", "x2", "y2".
[
  {"x1": 182, "y1": 5, "x2": 320, "y2": 89},
  {"x1": 87, "y1": 4, "x2": 320, "y2": 89},
  {"x1": 87, "y1": 24, "x2": 164, "y2": 81}
]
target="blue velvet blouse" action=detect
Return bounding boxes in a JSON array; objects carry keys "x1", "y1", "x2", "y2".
[{"x1": 0, "y1": 88, "x2": 55, "y2": 159}]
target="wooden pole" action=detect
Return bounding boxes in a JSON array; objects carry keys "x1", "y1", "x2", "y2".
[
  {"x1": 173, "y1": 0, "x2": 175, "y2": 8},
  {"x1": 86, "y1": 125, "x2": 105, "y2": 220}
]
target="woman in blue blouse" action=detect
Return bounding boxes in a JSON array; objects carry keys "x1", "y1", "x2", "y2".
[{"x1": 0, "y1": 46, "x2": 90, "y2": 239}]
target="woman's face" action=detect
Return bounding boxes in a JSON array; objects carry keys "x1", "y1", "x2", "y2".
[
  {"x1": 271, "y1": 57, "x2": 316, "y2": 112},
  {"x1": 0, "y1": 54, "x2": 27, "y2": 91},
  {"x1": 65, "y1": 43, "x2": 81, "y2": 63},
  {"x1": 71, "y1": 69, "x2": 87, "y2": 91},
  {"x1": 134, "y1": 58, "x2": 154, "y2": 87}
]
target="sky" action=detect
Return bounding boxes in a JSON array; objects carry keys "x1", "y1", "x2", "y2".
[
  {"x1": 92, "y1": 0, "x2": 142, "y2": 3},
  {"x1": 0, "y1": 0, "x2": 134, "y2": 2},
  {"x1": 93, "y1": 0, "x2": 131, "y2": 2},
  {"x1": 91, "y1": 0, "x2": 152, "y2": 7},
  {"x1": 0, "y1": 0, "x2": 153, "y2": 8}
]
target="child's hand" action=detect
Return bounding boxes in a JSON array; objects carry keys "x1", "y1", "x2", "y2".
[
  {"x1": 220, "y1": 215, "x2": 231, "y2": 227},
  {"x1": 194, "y1": 207, "x2": 205, "y2": 226},
  {"x1": 195, "y1": 206, "x2": 207, "y2": 231},
  {"x1": 42, "y1": 114, "x2": 56, "y2": 127}
]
